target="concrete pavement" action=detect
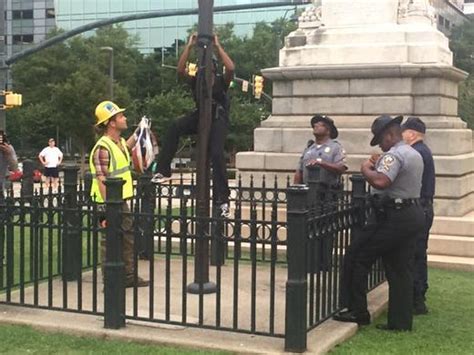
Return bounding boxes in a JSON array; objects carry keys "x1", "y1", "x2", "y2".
[{"x1": 0, "y1": 278, "x2": 388, "y2": 354}]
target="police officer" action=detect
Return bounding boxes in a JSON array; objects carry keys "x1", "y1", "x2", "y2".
[
  {"x1": 90, "y1": 101, "x2": 149, "y2": 288},
  {"x1": 294, "y1": 115, "x2": 347, "y2": 271},
  {"x1": 402, "y1": 117, "x2": 435, "y2": 315},
  {"x1": 334, "y1": 115, "x2": 425, "y2": 331},
  {"x1": 293, "y1": 115, "x2": 347, "y2": 185},
  {"x1": 152, "y1": 33, "x2": 234, "y2": 218}
]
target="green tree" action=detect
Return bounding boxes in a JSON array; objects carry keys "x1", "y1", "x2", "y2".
[
  {"x1": 7, "y1": 18, "x2": 298, "y2": 166},
  {"x1": 450, "y1": 20, "x2": 474, "y2": 128},
  {"x1": 8, "y1": 25, "x2": 141, "y2": 165}
]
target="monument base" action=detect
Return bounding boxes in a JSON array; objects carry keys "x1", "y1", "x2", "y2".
[{"x1": 236, "y1": 63, "x2": 473, "y2": 217}]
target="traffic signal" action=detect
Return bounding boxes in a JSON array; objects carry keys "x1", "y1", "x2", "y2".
[
  {"x1": 0, "y1": 91, "x2": 23, "y2": 110},
  {"x1": 253, "y1": 75, "x2": 264, "y2": 99}
]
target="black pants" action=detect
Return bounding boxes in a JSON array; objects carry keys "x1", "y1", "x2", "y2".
[
  {"x1": 341, "y1": 204, "x2": 424, "y2": 330},
  {"x1": 413, "y1": 201, "x2": 434, "y2": 305},
  {"x1": 156, "y1": 109, "x2": 230, "y2": 204}
]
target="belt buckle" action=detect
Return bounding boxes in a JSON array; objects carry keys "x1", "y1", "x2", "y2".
[{"x1": 393, "y1": 198, "x2": 403, "y2": 209}]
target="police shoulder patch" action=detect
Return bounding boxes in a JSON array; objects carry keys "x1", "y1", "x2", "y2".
[{"x1": 377, "y1": 154, "x2": 395, "y2": 173}]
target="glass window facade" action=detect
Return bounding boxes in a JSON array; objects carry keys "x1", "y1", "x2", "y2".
[
  {"x1": 54, "y1": 0, "x2": 300, "y2": 54},
  {"x1": 4, "y1": 0, "x2": 56, "y2": 57}
]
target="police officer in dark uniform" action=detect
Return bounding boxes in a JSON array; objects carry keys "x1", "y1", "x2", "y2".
[
  {"x1": 152, "y1": 33, "x2": 234, "y2": 217},
  {"x1": 402, "y1": 117, "x2": 435, "y2": 315},
  {"x1": 334, "y1": 115, "x2": 425, "y2": 331}
]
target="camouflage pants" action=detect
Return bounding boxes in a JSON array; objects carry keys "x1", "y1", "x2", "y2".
[{"x1": 100, "y1": 202, "x2": 135, "y2": 283}]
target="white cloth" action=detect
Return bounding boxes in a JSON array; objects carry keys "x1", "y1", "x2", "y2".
[{"x1": 39, "y1": 147, "x2": 63, "y2": 168}]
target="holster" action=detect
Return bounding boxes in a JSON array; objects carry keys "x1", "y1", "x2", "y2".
[{"x1": 369, "y1": 195, "x2": 388, "y2": 222}]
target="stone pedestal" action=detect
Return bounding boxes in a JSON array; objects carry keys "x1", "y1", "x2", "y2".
[{"x1": 235, "y1": 0, "x2": 473, "y2": 217}]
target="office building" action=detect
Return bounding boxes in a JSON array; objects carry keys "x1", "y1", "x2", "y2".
[
  {"x1": 3, "y1": 0, "x2": 56, "y2": 57},
  {"x1": 54, "y1": 1, "x2": 300, "y2": 54}
]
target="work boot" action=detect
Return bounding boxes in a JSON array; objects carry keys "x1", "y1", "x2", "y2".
[
  {"x1": 125, "y1": 277, "x2": 150, "y2": 288},
  {"x1": 151, "y1": 173, "x2": 171, "y2": 184}
]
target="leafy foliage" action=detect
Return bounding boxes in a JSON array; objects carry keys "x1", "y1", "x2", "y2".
[
  {"x1": 450, "y1": 20, "x2": 474, "y2": 128},
  {"x1": 7, "y1": 19, "x2": 297, "y2": 163}
]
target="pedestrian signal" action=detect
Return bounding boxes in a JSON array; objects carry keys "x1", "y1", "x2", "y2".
[
  {"x1": 253, "y1": 75, "x2": 264, "y2": 99},
  {"x1": 242, "y1": 80, "x2": 249, "y2": 93},
  {"x1": 0, "y1": 91, "x2": 23, "y2": 110},
  {"x1": 187, "y1": 62, "x2": 198, "y2": 77}
]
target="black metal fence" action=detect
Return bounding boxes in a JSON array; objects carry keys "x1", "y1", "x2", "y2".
[{"x1": 0, "y1": 165, "x2": 385, "y2": 352}]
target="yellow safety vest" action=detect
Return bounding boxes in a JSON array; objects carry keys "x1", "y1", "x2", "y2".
[{"x1": 89, "y1": 136, "x2": 133, "y2": 203}]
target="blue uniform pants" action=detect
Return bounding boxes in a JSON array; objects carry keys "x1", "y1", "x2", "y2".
[{"x1": 413, "y1": 201, "x2": 434, "y2": 305}]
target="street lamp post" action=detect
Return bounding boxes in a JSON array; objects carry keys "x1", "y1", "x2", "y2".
[{"x1": 100, "y1": 46, "x2": 114, "y2": 100}]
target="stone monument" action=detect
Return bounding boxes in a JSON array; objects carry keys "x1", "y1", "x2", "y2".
[{"x1": 236, "y1": 0, "x2": 473, "y2": 218}]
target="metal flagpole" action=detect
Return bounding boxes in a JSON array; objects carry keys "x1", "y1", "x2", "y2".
[{"x1": 187, "y1": 0, "x2": 216, "y2": 294}]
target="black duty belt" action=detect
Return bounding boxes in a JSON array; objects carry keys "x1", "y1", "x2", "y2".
[
  {"x1": 384, "y1": 198, "x2": 420, "y2": 209},
  {"x1": 420, "y1": 198, "x2": 433, "y2": 206},
  {"x1": 370, "y1": 195, "x2": 420, "y2": 209}
]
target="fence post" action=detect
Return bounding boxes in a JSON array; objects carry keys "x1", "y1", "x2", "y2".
[
  {"x1": 350, "y1": 174, "x2": 367, "y2": 241},
  {"x1": 0, "y1": 192, "x2": 6, "y2": 287},
  {"x1": 138, "y1": 173, "x2": 154, "y2": 259},
  {"x1": 103, "y1": 177, "x2": 126, "y2": 329},
  {"x1": 84, "y1": 172, "x2": 93, "y2": 199},
  {"x1": 21, "y1": 159, "x2": 35, "y2": 198},
  {"x1": 306, "y1": 165, "x2": 328, "y2": 273},
  {"x1": 62, "y1": 166, "x2": 81, "y2": 281},
  {"x1": 285, "y1": 185, "x2": 309, "y2": 353},
  {"x1": 210, "y1": 203, "x2": 225, "y2": 266}
]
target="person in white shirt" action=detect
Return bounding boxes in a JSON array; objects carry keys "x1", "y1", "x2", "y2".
[{"x1": 38, "y1": 138, "x2": 63, "y2": 190}]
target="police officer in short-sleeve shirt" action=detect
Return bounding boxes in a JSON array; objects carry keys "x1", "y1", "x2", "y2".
[
  {"x1": 334, "y1": 115, "x2": 425, "y2": 331},
  {"x1": 294, "y1": 115, "x2": 347, "y2": 272},
  {"x1": 294, "y1": 115, "x2": 347, "y2": 186}
]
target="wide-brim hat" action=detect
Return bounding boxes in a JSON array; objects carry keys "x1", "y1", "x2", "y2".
[
  {"x1": 310, "y1": 115, "x2": 338, "y2": 139},
  {"x1": 370, "y1": 115, "x2": 403, "y2": 146}
]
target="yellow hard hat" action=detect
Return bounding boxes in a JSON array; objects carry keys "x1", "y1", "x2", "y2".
[{"x1": 94, "y1": 101, "x2": 126, "y2": 126}]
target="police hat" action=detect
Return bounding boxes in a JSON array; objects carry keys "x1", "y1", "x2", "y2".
[
  {"x1": 401, "y1": 116, "x2": 426, "y2": 134},
  {"x1": 370, "y1": 115, "x2": 403, "y2": 146},
  {"x1": 310, "y1": 115, "x2": 338, "y2": 139}
]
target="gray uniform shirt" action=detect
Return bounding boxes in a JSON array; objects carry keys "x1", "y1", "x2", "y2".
[
  {"x1": 371, "y1": 141, "x2": 423, "y2": 199},
  {"x1": 297, "y1": 139, "x2": 346, "y2": 185}
]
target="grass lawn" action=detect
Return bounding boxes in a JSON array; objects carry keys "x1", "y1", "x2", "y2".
[
  {"x1": 332, "y1": 268, "x2": 474, "y2": 354},
  {"x1": 0, "y1": 324, "x2": 230, "y2": 354}
]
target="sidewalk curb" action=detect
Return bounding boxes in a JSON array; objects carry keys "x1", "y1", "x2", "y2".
[{"x1": 0, "y1": 283, "x2": 388, "y2": 354}]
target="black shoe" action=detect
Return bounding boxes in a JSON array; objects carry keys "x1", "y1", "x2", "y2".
[
  {"x1": 414, "y1": 303, "x2": 429, "y2": 315},
  {"x1": 333, "y1": 310, "x2": 370, "y2": 325},
  {"x1": 376, "y1": 324, "x2": 411, "y2": 332}
]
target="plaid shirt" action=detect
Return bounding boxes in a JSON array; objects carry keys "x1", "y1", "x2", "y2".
[{"x1": 92, "y1": 147, "x2": 110, "y2": 178}]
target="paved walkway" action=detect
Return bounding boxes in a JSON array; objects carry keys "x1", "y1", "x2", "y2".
[{"x1": 0, "y1": 256, "x2": 388, "y2": 354}]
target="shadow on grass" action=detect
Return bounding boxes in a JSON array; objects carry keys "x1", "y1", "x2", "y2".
[{"x1": 332, "y1": 268, "x2": 474, "y2": 354}]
